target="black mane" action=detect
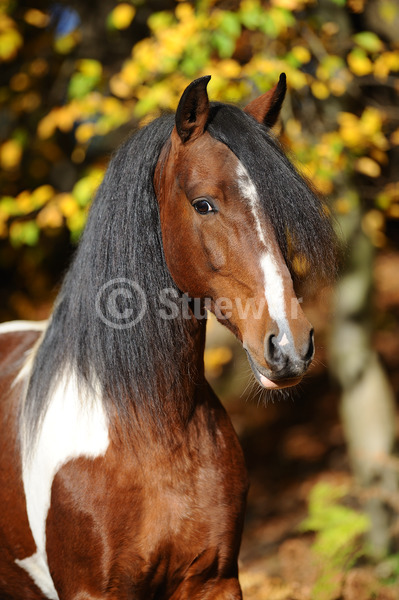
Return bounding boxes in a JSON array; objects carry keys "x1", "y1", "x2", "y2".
[{"x1": 22, "y1": 104, "x2": 337, "y2": 444}]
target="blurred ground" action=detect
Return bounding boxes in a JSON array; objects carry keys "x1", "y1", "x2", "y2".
[{"x1": 206, "y1": 250, "x2": 399, "y2": 600}]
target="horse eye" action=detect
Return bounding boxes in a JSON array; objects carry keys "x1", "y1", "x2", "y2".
[{"x1": 193, "y1": 199, "x2": 214, "y2": 215}]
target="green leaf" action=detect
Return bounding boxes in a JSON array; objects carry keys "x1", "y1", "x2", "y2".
[
  {"x1": 239, "y1": 1, "x2": 263, "y2": 30},
  {"x1": 147, "y1": 10, "x2": 175, "y2": 33},
  {"x1": 68, "y1": 73, "x2": 100, "y2": 99},
  {"x1": 379, "y1": 0, "x2": 399, "y2": 25},
  {"x1": 181, "y1": 45, "x2": 210, "y2": 77},
  {"x1": 212, "y1": 31, "x2": 236, "y2": 59},
  {"x1": 219, "y1": 12, "x2": 241, "y2": 38},
  {"x1": 10, "y1": 221, "x2": 40, "y2": 247},
  {"x1": 353, "y1": 31, "x2": 384, "y2": 53},
  {"x1": 0, "y1": 196, "x2": 22, "y2": 217}
]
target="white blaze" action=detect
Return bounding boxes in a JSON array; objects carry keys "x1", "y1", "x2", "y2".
[
  {"x1": 236, "y1": 163, "x2": 291, "y2": 339},
  {"x1": 260, "y1": 252, "x2": 290, "y2": 337},
  {"x1": 236, "y1": 162, "x2": 267, "y2": 246}
]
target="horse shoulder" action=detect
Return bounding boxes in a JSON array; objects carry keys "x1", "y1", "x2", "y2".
[{"x1": 44, "y1": 386, "x2": 247, "y2": 599}]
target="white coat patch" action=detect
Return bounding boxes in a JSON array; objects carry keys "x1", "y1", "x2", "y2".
[
  {"x1": 16, "y1": 370, "x2": 110, "y2": 600},
  {"x1": 0, "y1": 320, "x2": 47, "y2": 334}
]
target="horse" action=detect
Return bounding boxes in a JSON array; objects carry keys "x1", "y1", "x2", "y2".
[{"x1": 0, "y1": 75, "x2": 337, "y2": 600}]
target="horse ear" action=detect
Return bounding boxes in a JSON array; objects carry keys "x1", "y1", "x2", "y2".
[
  {"x1": 244, "y1": 73, "x2": 287, "y2": 129},
  {"x1": 175, "y1": 76, "x2": 211, "y2": 143}
]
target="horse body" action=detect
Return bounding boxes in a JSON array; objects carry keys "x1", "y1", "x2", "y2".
[
  {"x1": 1, "y1": 323, "x2": 247, "y2": 600},
  {"x1": 0, "y1": 76, "x2": 337, "y2": 599}
]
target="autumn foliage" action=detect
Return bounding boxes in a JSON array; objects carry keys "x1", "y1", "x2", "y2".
[{"x1": 1, "y1": 0, "x2": 398, "y2": 258}]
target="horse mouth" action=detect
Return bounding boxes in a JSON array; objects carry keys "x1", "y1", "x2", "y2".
[
  {"x1": 255, "y1": 370, "x2": 303, "y2": 389},
  {"x1": 245, "y1": 351, "x2": 304, "y2": 390}
]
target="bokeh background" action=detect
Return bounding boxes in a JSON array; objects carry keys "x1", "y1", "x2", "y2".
[{"x1": 1, "y1": 0, "x2": 399, "y2": 597}]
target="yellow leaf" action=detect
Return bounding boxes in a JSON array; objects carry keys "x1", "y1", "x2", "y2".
[
  {"x1": 79, "y1": 59, "x2": 99, "y2": 78},
  {"x1": 0, "y1": 219, "x2": 7, "y2": 238},
  {"x1": 120, "y1": 61, "x2": 140, "y2": 86},
  {"x1": 29, "y1": 58, "x2": 49, "y2": 77},
  {"x1": 37, "y1": 204, "x2": 63, "y2": 228},
  {"x1": 37, "y1": 113, "x2": 57, "y2": 139},
  {"x1": 391, "y1": 128, "x2": 399, "y2": 146},
  {"x1": 338, "y1": 112, "x2": 362, "y2": 148},
  {"x1": 374, "y1": 54, "x2": 390, "y2": 80},
  {"x1": 102, "y1": 97, "x2": 123, "y2": 115},
  {"x1": 75, "y1": 122, "x2": 96, "y2": 144},
  {"x1": 204, "y1": 346, "x2": 233, "y2": 377},
  {"x1": 362, "y1": 209, "x2": 384, "y2": 231},
  {"x1": 292, "y1": 46, "x2": 311, "y2": 64},
  {"x1": 335, "y1": 198, "x2": 352, "y2": 215},
  {"x1": 313, "y1": 174, "x2": 334, "y2": 195},
  {"x1": 67, "y1": 210, "x2": 86, "y2": 234},
  {"x1": 57, "y1": 105, "x2": 77, "y2": 133},
  {"x1": 361, "y1": 107, "x2": 383, "y2": 136},
  {"x1": 347, "y1": 50, "x2": 373, "y2": 76},
  {"x1": 329, "y1": 78, "x2": 347, "y2": 96},
  {"x1": 10, "y1": 72, "x2": 30, "y2": 91},
  {"x1": 110, "y1": 4, "x2": 136, "y2": 30},
  {"x1": 271, "y1": 0, "x2": 304, "y2": 8},
  {"x1": 217, "y1": 59, "x2": 241, "y2": 78},
  {"x1": 20, "y1": 91, "x2": 41, "y2": 113},
  {"x1": 110, "y1": 74, "x2": 132, "y2": 98},
  {"x1": 71, "y1": 147, "x2": 86, "y2": 164},
  {"x1": 24, "y1": 9, "x2": 49, "y2": 28},
  {"x1": 311, "y1": 81, "x2": 329, "y2": 99},
  {"x1": 355, "y1": 156, "x2": 381, "y2": 178},
  {"x1": 389, "y1": 204, "x2": 399, "y2": 219},
  {"x1": 0, "y1": 28, "x2": 23, "y2": 62},
  {"x1": 370, "y1": 149, "x2": 388, "y2": 165},
  {"x1": 362, "y1": 210, "x2": 386, "y2": 247},
  {"x1": 287, "y1": 69, "x2": 307, "y2": 90},
  {"x1": 54, "y1": 31, "x2": 80, "y2": 54},
  {"x1": 285, "y1": 118, "x2": 302, "y2": 139},
  {"x1": 0, "y1": 139, "x2": 22, "y2": 170},
  {"x1": 58, "y1": 194, "x2": 79, "y2": 217},
  {"x1": 16, "y1": 191, "x2": 33, "y2": 213},
  {"x1": 175, "y1": 3, "x2": 195, "y2": 22},
  {"x1": 31, "y1": 185, "x2": 55, "y2": 208}
]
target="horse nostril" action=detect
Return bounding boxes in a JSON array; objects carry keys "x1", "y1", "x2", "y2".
[
  {"x1": 267, "y1": 334, "x2": 277, "y2": 361},
  {"x1": 304, "y1": 329, "x2": 314, "y2": 362},
  {"x1": 265, "y1": 333, "x2": 286, "y2": 370}
]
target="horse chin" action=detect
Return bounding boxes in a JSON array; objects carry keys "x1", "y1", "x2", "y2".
[
  {"x1": 245, "y1": 351, "x2": 303, "y2": 390},
  {"x1": 257, "y1": 371, "x2": 303, "y2": 390}
]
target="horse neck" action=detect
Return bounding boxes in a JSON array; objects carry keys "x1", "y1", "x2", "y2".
[
  {"x1": 157, "y1": 314, "x2": 207, "y2": 419},
  {"x1": 108, "y1": 313, "x2": 208, "y2": 447}
]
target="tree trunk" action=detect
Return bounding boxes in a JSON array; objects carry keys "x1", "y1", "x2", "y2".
[{"x1": 329, "y1": 207, "x2": 398, "y2": 557}]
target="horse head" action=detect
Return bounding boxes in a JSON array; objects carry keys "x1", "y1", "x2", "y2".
[{"x1": 155, "y1": 76, "x2": 325, "y2": 390}]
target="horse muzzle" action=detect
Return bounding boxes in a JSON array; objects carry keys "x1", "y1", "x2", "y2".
[{"x1": 245, "y1": 328, "x2": 315, "y2": 389}]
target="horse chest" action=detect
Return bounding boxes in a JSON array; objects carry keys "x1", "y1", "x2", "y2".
[{"x1": 33, "y1": 406, "x2": 246, "y2": 599}]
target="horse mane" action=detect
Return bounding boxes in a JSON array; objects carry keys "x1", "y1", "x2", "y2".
[
  {"x1": 21, "y1": 103, "x2": 337, "y2": 447},
  {"x1": 22, "y1": 115, "x2": 199, "y2": 447}
]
